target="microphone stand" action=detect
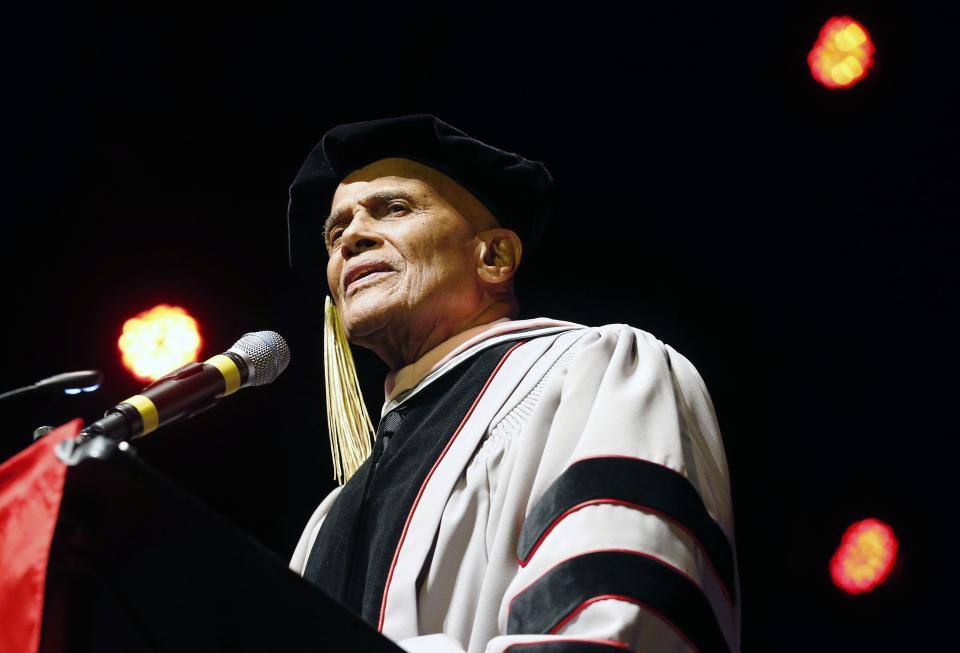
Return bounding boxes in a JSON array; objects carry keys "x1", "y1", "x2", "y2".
[{"x1": 0, "y1": 385, "x2": 40, "y2": 403}]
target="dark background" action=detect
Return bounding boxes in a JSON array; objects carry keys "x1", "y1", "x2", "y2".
[{"x1": 3, "y1": 1, "x2": 956, "y2": 649}]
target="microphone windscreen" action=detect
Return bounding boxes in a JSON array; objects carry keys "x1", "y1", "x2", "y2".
[{"x1": 229, "y1": 331, "x2": 291, "y2": 386}]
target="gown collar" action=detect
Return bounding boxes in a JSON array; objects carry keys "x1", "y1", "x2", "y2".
[{"x1": 381, "y1": 317, "x2": 582, "y2": 417}]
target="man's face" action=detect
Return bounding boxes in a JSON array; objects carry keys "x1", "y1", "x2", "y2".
[{"x1": 324, "y1": 158, "x2": 494, "y2": 343}]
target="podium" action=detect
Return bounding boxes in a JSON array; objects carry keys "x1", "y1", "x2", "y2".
[{"x1": 29, "y1": 432, "x2": 403, "y2": 652}]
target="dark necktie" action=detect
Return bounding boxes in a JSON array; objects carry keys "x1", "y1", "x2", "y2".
[{"x1": 375, "y1": 409, "x2": 404, "y2": 465}]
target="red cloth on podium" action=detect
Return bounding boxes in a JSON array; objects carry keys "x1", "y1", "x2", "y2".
[{"x1": 0, "y1": 420, "x2": 81, "y2": 653}]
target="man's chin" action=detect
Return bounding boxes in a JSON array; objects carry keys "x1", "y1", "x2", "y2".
[{"x1": 339, "y1": 296, "x2": 395, "y2": 341}]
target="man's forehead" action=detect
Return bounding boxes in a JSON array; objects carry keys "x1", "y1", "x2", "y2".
[
  {"x1": 331, "y1": 175, "x2": 431, "y2": 208},
  {"x1": 331, "y1": 158, "x2": 445, "y2": 207},
  {"x1": 340, "y1": 157, "x2": 456, "y2": 186},
  {"x1": 326, "y1": 156, "x2": 500, "y2": 233}
]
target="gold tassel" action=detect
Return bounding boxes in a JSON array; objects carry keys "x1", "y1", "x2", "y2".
[{"x1": 323, "y1": 295, "x2": 376, "y2": 485}]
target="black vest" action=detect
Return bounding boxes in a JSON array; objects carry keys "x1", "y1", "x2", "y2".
[{"x1": 303, "y1": 340, "x2": 518, "y2": 626}]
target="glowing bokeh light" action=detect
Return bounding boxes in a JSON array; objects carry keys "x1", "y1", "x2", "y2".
[
  {"x1": 118, "y1": 304, "x2": 203, "y2": 381},
  {"x1": 63, "y1": 385, "x2": 100, "y2": 395},
  {"x1": 808, "y1": 17, "x2": 875, "y2": 89},
  {"x1": 830, "y1": 518, "x2": 898, "y2": 594}
]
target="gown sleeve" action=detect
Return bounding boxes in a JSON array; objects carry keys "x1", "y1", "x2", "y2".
[
  {"x1": 479, "y1": 324, "x2": 740, "y2": 653},
  {"x1": 289, "y1": 485, "x2": 344, "y2": 576}
]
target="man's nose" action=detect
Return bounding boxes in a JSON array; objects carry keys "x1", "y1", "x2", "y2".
[{"x1": 338, "y1": 213, "x2": 381, "y2": 259}]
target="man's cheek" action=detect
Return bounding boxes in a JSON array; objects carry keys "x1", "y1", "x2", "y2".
[{"x1": 326, "y1": 264, "x2": 340, "y2": 297}]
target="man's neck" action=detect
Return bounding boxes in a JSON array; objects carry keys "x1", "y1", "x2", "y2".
[
  {"x1": 356, "y1": 301, "x2": 514, "y2": 370},
  {"x1": 382, "y1": 316, "x2": 513, "y2": 402}
]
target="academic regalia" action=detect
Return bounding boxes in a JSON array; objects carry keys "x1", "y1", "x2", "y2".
[{"x1": 290, "y1": 318, "x2": 740, "y2": 653}]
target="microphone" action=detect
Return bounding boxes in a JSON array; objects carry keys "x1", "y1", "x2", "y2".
[{"x1": 80, "y1": 331, "x2": 290, "y2": 442}]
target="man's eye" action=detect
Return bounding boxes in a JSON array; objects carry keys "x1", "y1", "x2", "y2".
[{"x1": 386, "y1": 203, "x2": 407, "y2": 214}]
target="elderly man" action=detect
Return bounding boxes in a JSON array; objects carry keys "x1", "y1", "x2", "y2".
[{"x1": 286, "y1": 115, "x2": 739, "y2": 653}]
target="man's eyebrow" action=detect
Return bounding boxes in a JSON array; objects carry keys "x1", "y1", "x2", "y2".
[{"x1": 322, "y1": 188, "x2": 420, "y2": 241}]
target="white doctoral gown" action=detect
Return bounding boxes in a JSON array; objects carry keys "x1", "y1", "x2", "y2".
[{"x1": 290, "y1": 318, "x2": 740, "y2": 653}]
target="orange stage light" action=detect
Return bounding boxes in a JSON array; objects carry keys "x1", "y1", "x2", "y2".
[
  {"x1": 118, "y1": 304, "x2": 203, "y2": 381},
  {"x1": 808, "y1": 17, "x2": 875, "y2": 89},
  {"x1": 830, "y1": 518, "x2": 898, "y2": 594}
]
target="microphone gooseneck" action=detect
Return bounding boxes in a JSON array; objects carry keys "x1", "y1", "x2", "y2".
[
  {"x1": 80, "y1": 331, "x2": 290, "y2": 442},
  {"x1": 0, "y1": 370, "x2": 103, "y2": 403}
]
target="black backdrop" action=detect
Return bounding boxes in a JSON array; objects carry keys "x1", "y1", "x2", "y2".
[{"x1": 3, "y1": 1, "x2": 956, "y2": 649}]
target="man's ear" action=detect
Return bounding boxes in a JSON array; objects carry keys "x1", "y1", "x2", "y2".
[{"x1": 476, "y1": 229, "x2": 522, "y2": 284}]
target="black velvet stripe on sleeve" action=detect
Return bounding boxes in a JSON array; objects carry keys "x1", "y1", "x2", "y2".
[
  {"x1": 504, "y1": 641, "x2": 629, "y2": 652},
  {"x1": 517, "y1": 457, "x2": 736, "y2": 603},
  {"x1": 507, "y1": 551, "x2": 730, "y2": 653}
]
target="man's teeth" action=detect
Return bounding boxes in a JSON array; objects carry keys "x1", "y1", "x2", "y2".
[{"x1": 355, "y1": 269, "x2": 385, "y2": 283}]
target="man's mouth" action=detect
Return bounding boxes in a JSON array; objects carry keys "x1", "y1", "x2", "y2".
[
  {"x1": 347, "y1": 270, "x2": 392, "y2": 292},
  {"x1": 343, "y1": 261, "x2": 395, "y2": 293}
]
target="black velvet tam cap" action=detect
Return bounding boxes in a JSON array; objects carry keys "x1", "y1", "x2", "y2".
[{"x1": 286, "y1": 114, "x2": 554, "y2": 272}]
